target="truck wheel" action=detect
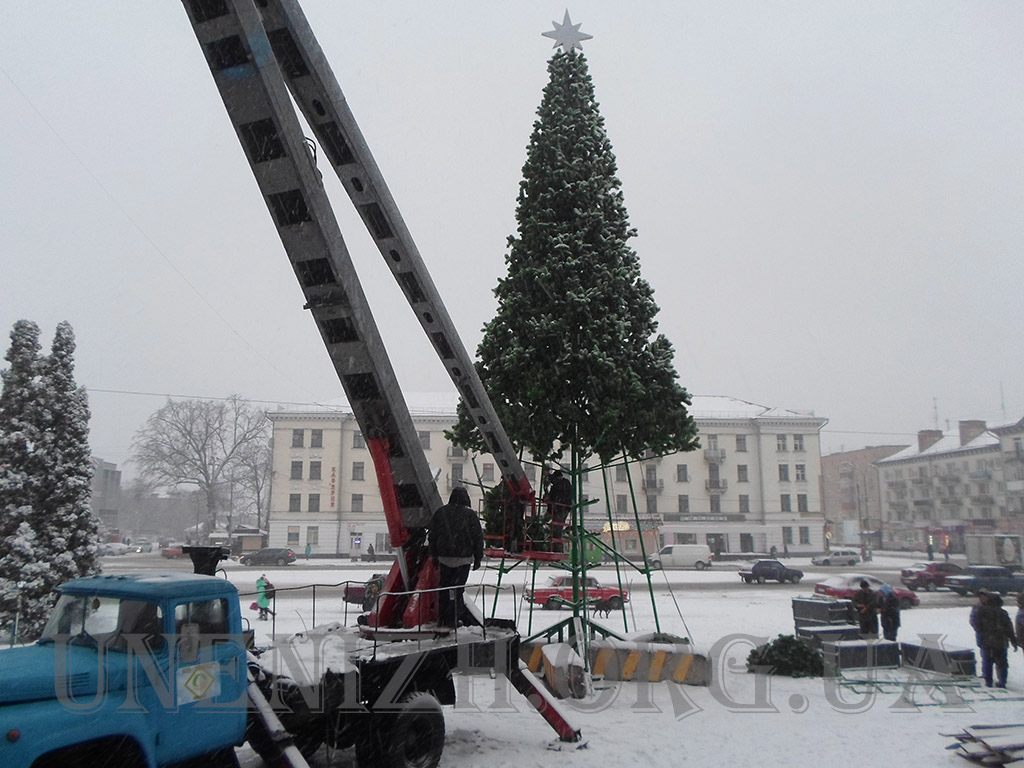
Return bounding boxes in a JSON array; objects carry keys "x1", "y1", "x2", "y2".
[
  {"x1": 756, "y1": 575, "x2": 766, "y2": 584},
  {"x1": 925, "y1": 582, "x2": 937, "y2": 592},
  {"x1": 694, "y1": 561, "x2": 706, "y2": 571},
  {"x1": 381, "y1": 692, "x2": 445, "y2": 768}
]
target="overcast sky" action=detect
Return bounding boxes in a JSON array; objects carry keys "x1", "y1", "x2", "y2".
[{"x1": 1, "y1": 2, "x2": 1022, "y2": 472}]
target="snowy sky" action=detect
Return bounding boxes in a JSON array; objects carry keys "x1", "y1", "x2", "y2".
[{"x1": 1, "y1": 1, "x2": 1022, "y2": 472}]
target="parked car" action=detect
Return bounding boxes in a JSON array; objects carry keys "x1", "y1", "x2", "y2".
[
  {"x1": 738, "y1": 560, "x2": 804, "y2": 584},
  {"x1": 811, "y1": 548, "x2": 862, "y2": 567},
  {"x1": 900, "y1": 561, "x2": 964, "y2": 591},
  {"x1": 161, "y1": 543, "x2": 185, "y2": 559},
  {"x1": 649, "y1": 543, "x2": 713, "y2": 570},
  {"x1": 944, "y1": 566, "x2": 1024, "y2": 597},
  {"x1": 132, "y1": 539, "x2": 154, "y2": 554},
  {"x1": 343, "y1": 573, "x2": 387, "y2": 611},
  {"x1": 813, "y1": 573, "x2": 920, "y2": 609},
  {"x1": 239, "y1": 547, "x2": 297, "y2": 566},
  {"x1": 525, "y1": 575, "x2": 629, "y2": 610},
  {"x1": 98, "y1": 542, "x2": 129, "y2": 557}
]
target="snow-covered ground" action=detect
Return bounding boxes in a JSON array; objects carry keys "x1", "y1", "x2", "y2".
[{"x1": 197, "y1": 554, "x2": 1024, "y2": 768}]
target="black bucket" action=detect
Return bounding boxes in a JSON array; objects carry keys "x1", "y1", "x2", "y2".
[{"x1": 183, "y1": 546, "x2": 230, "y2": 576}]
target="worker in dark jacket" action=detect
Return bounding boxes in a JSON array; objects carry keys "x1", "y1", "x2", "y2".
[
  {"x1": 545, "y1": 470, "x2": 573, "y2": 553},
  {"x1": 974, "y1": 593, "x2": 1019, "y2": 688},
  {"x1": 878, "y1": 583, "x2": 901, "y2": 642},
  {"x1": 429, "y1": 486, "x2": 483, "y2": 628},
  {"x1": 852, "y1": 580, "x2": 879, "y2": 636}
]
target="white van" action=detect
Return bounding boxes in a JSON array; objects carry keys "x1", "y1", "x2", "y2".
[{"x1": 650, "y1": 543, "x2": 713, "y2": 570}]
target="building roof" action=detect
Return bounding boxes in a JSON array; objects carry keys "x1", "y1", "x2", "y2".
[{"x1": 879, "y1": 430, "x2": 1001, "y2": 463}]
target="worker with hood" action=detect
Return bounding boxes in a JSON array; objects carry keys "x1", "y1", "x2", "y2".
[{"x1": 429, "y1": 486, "x2": 483, "y2": 628}]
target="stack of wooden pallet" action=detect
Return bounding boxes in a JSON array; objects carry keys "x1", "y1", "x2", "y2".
[{"x1": 944, "y1": 723, "x2": 1024, "y2": 764}]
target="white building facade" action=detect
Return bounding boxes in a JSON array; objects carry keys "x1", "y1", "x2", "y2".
[{"x1": 266, "y1": 395, "x2": 828, "y2": 557}]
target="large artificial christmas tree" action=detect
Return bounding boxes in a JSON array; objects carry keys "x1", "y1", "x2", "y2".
[{"x1": 452, "y1": 39, "x2": 698, "y2": 468}]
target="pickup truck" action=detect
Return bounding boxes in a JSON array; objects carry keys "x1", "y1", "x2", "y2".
[
  {"x1": 525, "y1": 575, "x2": 629, "y2": 611},
  {"x1": 945, "y1": 566, "x2": 1024, "y2": 597},
  {"x1": 738, "y1": 560, "x2": 804, "y2": 584}
]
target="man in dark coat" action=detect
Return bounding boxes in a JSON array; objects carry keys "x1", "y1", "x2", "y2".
[
  {"x1": 546, "y1": 470, "x2": 573, "y2": 553},
  {"x1": 878, "y1": 584, "x2": 901, "y2": 642},
  {"x1": 429, "y1": 487, "x2": 483, "y2": 628},
  {"x1": 974, "y1": 593, "x2": 1019, "y2": 688},
  {"x1": 852, "y1": 580, "x2": 879, "y2": 636}
]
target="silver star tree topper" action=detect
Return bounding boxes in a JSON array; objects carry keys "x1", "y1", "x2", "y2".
[{"x1": 542, "y1": 10, "x2": 593, "y2": 52}]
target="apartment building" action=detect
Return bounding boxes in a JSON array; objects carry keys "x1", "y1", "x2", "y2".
[
  {"x1": 266, "y1": 394, "x2": 829, "y2": 557},
  {"x1": 877, "y1": 417, "x2": 1024, "y2": 552}
]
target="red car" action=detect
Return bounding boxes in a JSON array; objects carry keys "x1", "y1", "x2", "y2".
[
  {"x1": 161, "y1": 544, "x2": 185, "y2": 559},
  {"x1": 525, "y1": 575, "x2": 628, "y2": 610},
  {"x1": 814, "y1": 574, "x2": 919, "y2": 609},
  {"x1": 900, "y1": 561, "x2": 963, "y2": 592}
]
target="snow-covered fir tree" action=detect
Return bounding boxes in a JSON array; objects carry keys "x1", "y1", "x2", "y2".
[
  {"x1": 36, "y1": 322, "x2": 97, "y2": 584},
  {"x1": 452, "y1": 49, "x2": 698, "y2": 466},
  {"x1": 0, "y1": 320, "x2": 95, "y2": 640}
]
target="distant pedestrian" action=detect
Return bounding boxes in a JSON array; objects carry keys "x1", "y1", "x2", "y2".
[
  {"x1": 974, "y1": 593, "x2": 1018, "y2": 688},
  {"x1": 944, "y1": 544, "x2": 951, "y2": 562},
  {"x1": 429, "y1": 487, "x2": 483, "y2": 628},
  {"x1": 367, "y1": 543, "x2": 375, "y2": 562},
  {"x1": 927, "y1": 543, "x2": 935, "y2": 561},
  {"x1": 256, "y1": 574, "x2": 273, "y2": 621},
  {"x1": 783, "y1": 543, "x2": 789, "y2": 558},
  {"x1": 305, "y1": 543, "x2": 311, "y2": 560},
  {"x1": 852, "y1": 580, "x2": 879, "y2": 636},
  {"x1": 769, "y1": 545, "x2": 778, "y2": 559},
  {"x1": 970, "y1": 589, "x2": 989, "y2": 647},
  {"x1": 878, "y1": 583, "x2": 901, "y2": 642}
]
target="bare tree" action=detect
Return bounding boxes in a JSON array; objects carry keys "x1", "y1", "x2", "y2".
[
  {"x1": 131, "y1": 396, "x2": 269, "y2": 540},
  {"x1": 234, "y1": 439, "x2": 271, "y2": 531}
]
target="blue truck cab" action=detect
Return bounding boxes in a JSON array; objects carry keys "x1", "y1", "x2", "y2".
[{"x1": 0, "y1": 573, "x2": 247, "y2": 768}]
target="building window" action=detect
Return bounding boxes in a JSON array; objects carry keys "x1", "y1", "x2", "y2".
[
  {"x1": 352, "y1": 493, "x2": 363, "y2": 513},
  {"x1": 737, "y1": 465, "x2": 749, "y2": 483},
  {"x1": 418, "y1": 431, "x2": 431, "y2": 450},
  {"x1": 306, "y1": 526, "x2": 319, "y2": 545},
  {"x1": 308, "y1": 494, "x2": 320, "y2": 513},
  {"x1": 310, "y1": 429, "x2": 323, "y2": 448},
  {"x1": 710, "y1": 496, "x2": 721, "y2": 514},
  {"x1": 782, "y1": 526, "x2": 793, "y2": 545},
  {"x1": 449, "y1": 445, "x2": 464, "y2": 458},
  {"x1": 524, "y1": 464, "x2": 536, "y2": 482},
  {"x1": 706, "y1": 434, "x2": 718, "y2": 450},
  {"x1": 482, "y1": 463, "x2": 494, "y2": 482},
  {"x1": 646, "y1": 496, "x2": 658, "y2": 515},
  {"x1": 676, "y1": 533, "x2": 697, "y2": 545},
  {"x1": 676, "y1": 464, "x2": 689, "y2": 483},
  {"x1": 288, "y1": 494, "x2": 301, "y2": 512},
  {"x1": 780, "y1": 494, "x2": 792, "y2": 512},
  {"x1": 292, "y1": 429, "x2": 304, "y2": 448},
  {"x1": 736, "y1": 435, "x2": 747, "y2": 452},
  {"x1": 739, "y1": 495, "x2": 750, "y2": 514},
  {"x1": 797, "y1": 493, "x2": 808, "y2": 513},
  {"x1": 795, "y1": 464, "x2": 806, "y2": 482},
  {"x1": 287, "y1": 526, "x2": 299, "y2": 545},
  {"x1": 290, "y1": 461, "x2": 303, "y2": 480},
  {"x1": 616, "y1": 465, "x2": 629, "y2": 483},
  {"x1": 624, "y1": 538, "x2": 638, "y2": 552},
  {"x1": 451, "y1": 464, "x2": 464, "y2": 485},
  {"x1": 678, "y1": 495, "x2": 690, "y2": 514},
  {"x1": 616, "y1": 495, "x2": 628, "y2": 514},
  {"x1": 352, "y1": 462, "x2": 365, "y2": 481},
  {"x1": 353, "y1": 431, "x2": 365, "y2": 449},
  {"x1": 793, "y1": 434, "x2": 804, "y2": 452},
  {"x1": 799, "y1": 526, "x2": 810, "y2": 544},
  {"x1": 777, "y1": 434, "x2": 787, "y2": 452},
  {"x1": 309, "y1": 461, "x2": 322, "y2": 481},
  {"x1": 778, "y1": 465, "x2": 790, "y2": 482}
]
